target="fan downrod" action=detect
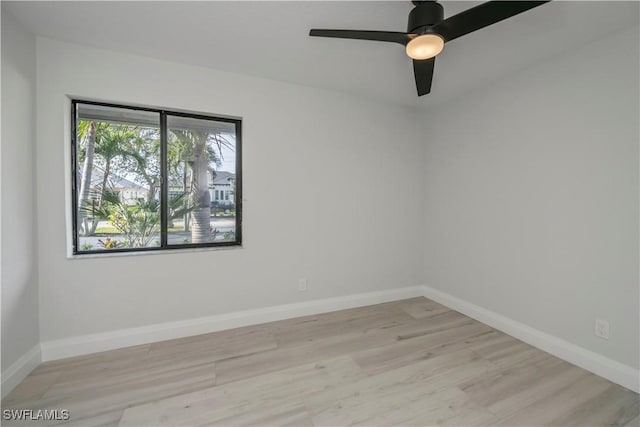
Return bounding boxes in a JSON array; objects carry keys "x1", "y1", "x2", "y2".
[{"x1": 408, "y1": 1, "x2": 444, "y2": 33}]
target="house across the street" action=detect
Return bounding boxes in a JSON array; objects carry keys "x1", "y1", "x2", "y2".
[
  {"x1": 89, "y1": 172, "x2": 148, "y2": 205},
  {"x1": 210, "y1": 170, "x2": 235, "y2": 208}
]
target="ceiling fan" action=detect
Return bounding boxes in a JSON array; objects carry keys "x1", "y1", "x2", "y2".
[{"x1": 309, "y1": 1, "x2": 549, "y2": 96}]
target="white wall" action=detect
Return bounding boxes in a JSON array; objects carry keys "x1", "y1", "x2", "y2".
[
  {"x1": 36, "y1": 38, "x2": 424, "y2": 342},
  {"x1": 1, "y1": 10, "x2": 40, "y2": 371},
  {"x1": 421, "y1": 25, "x2": 639, "y2": 369}
]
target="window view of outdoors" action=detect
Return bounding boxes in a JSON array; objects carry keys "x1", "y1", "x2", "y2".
[
  {"x1": 167, "y1": 115, "x2": 238, "y2": 245},
  {"x1": 74, "y1": 102, "x2": 240, "y2": 254}
]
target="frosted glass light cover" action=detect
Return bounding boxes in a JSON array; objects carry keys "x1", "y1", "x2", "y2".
[{"x1": 406, "y1": 34, "x2": 444, "y2": 60}]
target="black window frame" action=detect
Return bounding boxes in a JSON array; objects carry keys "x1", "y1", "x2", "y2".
[{"x1": 71, "y1": 99, "x2": 242, "y2": 255}]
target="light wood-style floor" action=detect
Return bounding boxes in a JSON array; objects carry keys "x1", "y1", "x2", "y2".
[{"x1": 2, "y1": 297, "x2": 639, "y2": 426}]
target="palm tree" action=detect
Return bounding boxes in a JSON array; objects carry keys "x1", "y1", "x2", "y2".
[
  {"x1": 76, "y1": 121, "x2": 102, "y2": 236},
  {"x1": 77, "y1": 122, "x2": 139, "y2": 236},
  {"x1": 169, "y1": 130, "x2": 230, "y2": 243},
  {"x1": 92, "y1": 192, "x2": 191, "y2": 249},
  {"x1": 122, "y1": 129, "x2": 161, "y2": 202},
  {"x1": 95, "y1": 125, "x2": 137, "y2": 205},
  {"x1": 167, "y1": 134, "x2": 193, "y2": 231}
]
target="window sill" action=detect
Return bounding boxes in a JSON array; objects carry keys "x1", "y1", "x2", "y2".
[{"x1": 67, "y1": 244, "x2": 243, "y2": 260}]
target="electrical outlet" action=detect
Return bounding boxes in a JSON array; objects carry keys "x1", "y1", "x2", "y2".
[
  {"x1": 298, "y1": 278, "x2": 307, "y2": 292},
  {"x1": 595, "y1": 318, "x2": 610, "y2": 340}
]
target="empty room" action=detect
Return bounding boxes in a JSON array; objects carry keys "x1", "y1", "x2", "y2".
[{"x1": 1, "y1": 1, "x2": 638, "y2": 426}]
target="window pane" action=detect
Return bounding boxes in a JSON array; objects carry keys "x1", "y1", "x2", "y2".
[
  {"x1": 166, "y1": 115, "x2": 238, "y2": 245},
  {"x1": 75, "y1": 103, "x2": 161, "y2": 252}
]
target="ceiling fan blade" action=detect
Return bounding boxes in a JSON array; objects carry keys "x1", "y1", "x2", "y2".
[
  {"x1": 431, "y1": 1, "x2": 549, "y2": 43},
  {"x1": 413, "y1": 58, "x2": 435, "y2": 96},
  {"x1": 309, "y1": 29, "x2": 411, "y2": 45}
]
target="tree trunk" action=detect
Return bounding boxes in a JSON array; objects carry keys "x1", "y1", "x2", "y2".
[
  {"x1": 138, "y1": 172, "x2": 158, "y2": 203},
  {"x1": 183, "y1": 160, "x2": 190, "y2": 231},
  {"x1": 146, "y1": 180, "x2": 157, "y2": 203},
  {"x1": 77, "y1": 121, "x2": 97, "y2": 236},
  {"x1": 190, "y1": 139, "x2": 211, "y2": 243},
  {"x1": 99, "y1": 159, "x2": 111, "y2": 209},
  {"x1": 85, "y1": 158, "x2": 111, "y2": 236}
]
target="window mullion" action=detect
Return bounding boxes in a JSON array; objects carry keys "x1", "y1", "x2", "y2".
[{"x1": 160, "y1": 111, "x2": 168, "y2": 248}]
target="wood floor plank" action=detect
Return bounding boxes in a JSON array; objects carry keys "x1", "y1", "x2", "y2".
[
  {"x1": 380, "y1": 310, "x2": 474, "y2": 341},
  {"x1": 399, "y1": 297, "x2": 451, "y2": 319},
  {"x1": 59, "y1": 409, "x2": 124, "y2": 427},
  {"x1": 3, "y1": 363, "x2": 216, "y2": 426},
  {"x1": 42, "y1": 351, "x2": 218, "y2": 399},
  {"x1": 351, "y1": 320, "x2": 495, "y2": 375},
  {"x1": 624, "y1": 414, "x2": 640, "y2": 426},
  {"x1": 487, "y1": 363, "x2": 592, "y2": 421},
  {"x1": 306, "y1": 350, "x2": 494, "y2": 426},
  {"x1": 214, "y1": 328, "x2": 394, "y2": 385},
  {"x1": 32, "y1": 344, "x2": 151, "y2": 376},
  {"x1": 390, "y1": 386, "x2": 497, "y2": 427},
  {"x1": 147, "y1": 327, "x2": 277, "y2": 360},
  {"x1": 1, "y1": 371, "x2": 61, "y2": 405},
  {"x1": 118, "y1": 356, "x2": 362, "y2": 426},
  {"x1": 2, "y1": 297, "x2": 637, "y2": 427},
  {"x1": 549, "y1": 383, "x2": 640, "y2": 426},
  {"x1": 204, "y1": 404, "x2": 312, "y2": 427},
  {"x1": 495, "y1": 372, "x2": 621, "y2": 426},
  {"x1": 272, "y1": 304, "x2": 413, "y2": 347},
  {"x1": 459, "y1": 355, "x2": 568, "y2": 408}
]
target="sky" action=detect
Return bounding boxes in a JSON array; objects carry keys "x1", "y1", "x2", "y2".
[{"x1": 217, "y1": 134, "x2": 236, "y2": 173}]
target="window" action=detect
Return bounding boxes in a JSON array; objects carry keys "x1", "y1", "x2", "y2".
[{"x1": 72, "y1": 100, "x2": 241, "y2": 254}]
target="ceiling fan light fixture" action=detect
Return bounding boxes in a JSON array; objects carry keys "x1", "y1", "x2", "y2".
[
  {"x1": 309, "y1": 1, "x2": 550, "y2": 96},
  {"x1": 405, "y1": 34, "x2": 444, "y2": 60}
]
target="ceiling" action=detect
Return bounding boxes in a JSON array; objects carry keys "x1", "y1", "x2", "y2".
[{"x1": 5, "y1": 1, "x2": 639, "y2": 108}]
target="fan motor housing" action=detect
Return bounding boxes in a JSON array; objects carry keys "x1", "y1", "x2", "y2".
[{"x1": 408, "y1": 1, "x2": 444, "y2": 33}]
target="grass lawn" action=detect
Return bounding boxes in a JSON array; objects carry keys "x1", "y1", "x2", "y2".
[{"x1": 94, "y1": 215, "x2": 234, "y2": 235}]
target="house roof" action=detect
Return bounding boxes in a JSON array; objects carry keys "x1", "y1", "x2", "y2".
[
  {"x1": 212, "y1": 171, "x2": 235, "y2": 186},
  {"x1": 90, "y1": 172, "x2": 148, "y2": 191},
  {"x1": 166, "y1": 170, "x2": 235, "y2": 189},
  {"x1": 89, "y1": 170, "x2": 233, "y2": 191}
]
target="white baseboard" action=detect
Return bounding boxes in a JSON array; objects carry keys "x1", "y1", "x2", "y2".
[
  {"x1": 1, "y1": 344, "x2": 42, "y2": 399},
  {"x1": 40, "y1": 286, "x2": 424, "y2": 362},
  {"x1": 421, "y1": 285, "x2": 640, "y2": 393}
]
